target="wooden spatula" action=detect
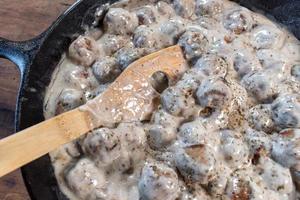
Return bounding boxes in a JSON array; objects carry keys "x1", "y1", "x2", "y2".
[{"x1": 0, "y1": 45, "x2": 187, "y2": 177}]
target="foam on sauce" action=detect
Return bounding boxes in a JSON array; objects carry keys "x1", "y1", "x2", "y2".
[{"x1": 44, "y1": 0, "x2": 300, "y2": 199}]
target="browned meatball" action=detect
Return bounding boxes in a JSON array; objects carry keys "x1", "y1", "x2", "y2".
[
  {"x1": 196, "y1": 78, "x2": 232, "y2": 109},
  {"x1": 271, "y1": 129, "x2": 300, "y2": 168},
  {"x1": 133, "y1": 25, "x2": 159, "y2": 49},
  {"x1": 250, "y1": 25, "x2": 285, "y2": 50},
  {"x1": 178, "y1": 30, "x2": 209, "y2": 62},
  {"x1": 116, "y1": 46, "x2": 147, "y2": 70},
  {"x1": 104, "y1": 8, "x2": 139, "y2": 35},
  {"x1": 92, "y1": 56, "x2": 121, "y2": 84},
  {"x1": 175, "y1": 144, "x2": 217, "y2": 184},
  {"x1": 241, "y1": 70, "x2": 280, "y2": 103},
  {"x1": 161, "y1": 86, "x2": 196, "y2": 116},
  {"x1": 194, "y1": 54, "x2": 228, "y2": 77},
  {"x1": 233, "y1": 51, "x2": 262, "y2": 77},
  {"x1": 82, "y1": 128, "x2": 121, "y2": 166},
  {"x1": 147, "y1": 125, "x2": 177, "y2": 150},
  {"x1": 159, "y1": 18, "x2": 186, "y2": 46},
  {"x1": 156, "y1": 1, "x2": 176, "y2": 17},
  {"x1": 135, "y1": 5, "x2": 157, "y2": 25},
  {"x1": 271, "y1": 94, "x2": 300, "y2": 129},
  {"x1": 138, "y1": 162, "x2": 179, "y2": 200},
  {"x1": 195, "y1": 0, "x2": 223, "y2": 17},
  {"x1": 173, "y1": 0, "x2": 195, "y2": 18},
  {"x1": 247, "y1": 104, "x2": 275, "y2": 133},
  {"x1": 223, "y1": 8, "x2": 253, "y2": 34},
  {"x1": 55, "y1": 89, "x2": 84, "y2": 114},
  {"x1": 68, "y1": 36, "x2": 100, "y2": 67},
  {"x1": 64, "y1": 158, "x2": 107, "y2": 200},
  {"x1": 99, "y1": 34, "x2": 128, "y2": 56}
]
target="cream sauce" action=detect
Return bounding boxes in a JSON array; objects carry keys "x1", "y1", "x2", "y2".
[{"x1": 43, "y1": 0, "x2": 300, "y2": 199}]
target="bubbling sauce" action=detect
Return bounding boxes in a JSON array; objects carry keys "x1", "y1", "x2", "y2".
[{"x1": 44, "y1": 0, "x2": 300, "y2": 199}]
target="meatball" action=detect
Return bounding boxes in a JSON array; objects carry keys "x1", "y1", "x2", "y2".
[
  {"x1": 156, "y1": 1, "x2": 176, "y2": 17},
  {"x1": 104, "y1": 8, "x2": 138, "y2": 35},
  {"x1": 256, "y1": 49, "x2": 284, "y2": 68},
  {"x1": 159, "y1": 18, "x2": 186, "y2": 46},
  {"x1": 148, "y1": 110, "x2": 180, "y2": 150},
  {"x1": 55, "y1": 89, "x2": 84, "y2": 114},
  {"x1": 196, "y1": 77, "x2": 232, "y2": 109},
  {"x1": 195, "y1": 0, "x2": 223, "y2": 17},
  {"x1": 233, "y1": 51, "x2": 262, "y2": 77},
  {"x1": 151, "y1": 109, "x2": 182, "y2": 127},
  {"x1": 225, "y1": 169, "x2": 283, "y2": 200},
  {"x1": 224, "y1": 170, "x2": 253, "y2": 200},
  {"x1": 241, "y1": 70, "x2": 279, "y2": 103},
  {"x1": 161, "y1": 86, "x2": 196, "y2": 116},
  {"x1": 68, "y1": 36, "x2": 100, "y2": 67},
  {"x1": 116, "y1": 46, "x2": 147, "y2": 70},
  {"x1": 207, "y1": 165, "x2": 230, "y2": 197},
  {"x1": 271, "y1": 128, "x2": 300, "y2": 168},
  {"x1": 135, "y1": 5, "x2": 157, "y2": 25},
  {"x1": 82, "y1": 128, "x2": 121, "y2": 166},
  {"x1": 92, "y1": 56, "x2": 121, "y2": 84},
  {"x1": 176, "y1": 69, "x2": 206, "y2": 94},
  {"x1": 62, "y1": 141, "x2": 82, "y2": 158},
  {"x1": 219, "y1": 130, "x2": 249, "y2": 167},
  {"x1": 223, "y1": 8, "x2": 253, "y2": 34},
  {"x1": 138, "y1": 162, "x2": 179, "y2": 200},
  {"x1": 178, "y1": 30, "x2": 209, "y2": 62},
  {"x1": 178, "y1": 119, "x2": 208, "y2": 145},
  {"x1": 113, "y1": 123, "x2": 147, "y2": 172},
  {"x1": 271, "y1": 94, "x2": 300, "y2": 129},
  {"x1": 117, "y1": 123, "x2": 147, "y2": 149},
  {"x1": 175, "y1": 144, "x2": 217, "y2": 184},
  {"x1": 247, "y1": 104, "x2": 276, "y2": 133},
  {"x1": 256, "y1": 157, "x2": 294, "y2": 195},
  {"x1": 250, "y1": 25, "x2": 285, "y2": 50},
  {"x1": 65, "y1": 158, "x2": 107, "y2": 200},
  {"x1": 291, "y1": 64, "x2": 300, "y2": 81},
  {"x1": 99, "y1": 34, "x2": 128, "y2": 56},
  {"x1": 147, "y1": 125, "x2": 177, "y2": 150},
  {"x1": 173, "y1": 0, "x2": 195, "y2": 18},
  {"x1": 194, "y1": 54, "x2": 228, "y2": 77},
  {"x1": 133, "y1": 25, "x2": 159, "y2": 49},
  {"x1": 244, "y1": 128, "x2": 272, "y2": 157}
]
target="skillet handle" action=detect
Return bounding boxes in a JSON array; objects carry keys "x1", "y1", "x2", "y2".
[{"x1": 0, "y1": 34, "x2": 46, "y2": 79}]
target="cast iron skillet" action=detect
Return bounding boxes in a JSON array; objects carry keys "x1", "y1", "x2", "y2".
[{"x1": 0, "y1": 0, "x2": 299, "y2": 199}]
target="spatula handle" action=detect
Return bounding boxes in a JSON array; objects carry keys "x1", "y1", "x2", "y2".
[{"x1": 0, "y1": 109, "x2": 90, "y2": 177}]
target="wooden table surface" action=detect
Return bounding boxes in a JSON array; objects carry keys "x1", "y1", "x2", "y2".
[{"x1": 0, "y1": 0, "x2": 75, "y2": 199}]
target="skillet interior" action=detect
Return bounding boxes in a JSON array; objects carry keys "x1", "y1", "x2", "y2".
[{"x1": 17, "y1": 0, "x2": 299, "y2": 199}]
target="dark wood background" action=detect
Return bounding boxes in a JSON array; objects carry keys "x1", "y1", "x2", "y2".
[{"x1": 0, "y1": 0, "x2": 75, "y2": 199}]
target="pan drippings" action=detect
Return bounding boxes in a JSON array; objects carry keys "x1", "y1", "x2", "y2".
[{"x1": 44, "y1": 0, "x2": 300, "y2": 199}]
